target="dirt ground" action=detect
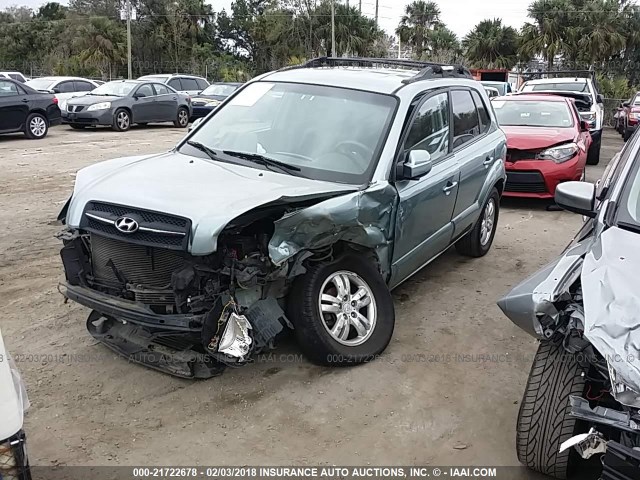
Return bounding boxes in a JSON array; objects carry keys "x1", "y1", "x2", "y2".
[{"x1": 0, "y1": 124, "x2": 623, "y2": 474}]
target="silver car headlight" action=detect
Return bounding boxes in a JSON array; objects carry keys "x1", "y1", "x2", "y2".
[
  {"x1": 536, "y1": 142, "x2": 578, "y2": 163},
  {"x1": 87, "y1": 102, "x2": 111, "y2": 112},
  {"x1": 580, "y1": 112, "x2": 596, "y2": 122}
]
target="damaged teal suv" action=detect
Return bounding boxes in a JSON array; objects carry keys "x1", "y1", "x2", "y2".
[{"x1": 57, "y1": 57, "x2": 507, "y2": 378}]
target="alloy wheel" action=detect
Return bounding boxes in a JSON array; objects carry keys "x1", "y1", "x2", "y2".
[
  {"x1": 480, "y1": 198, "x2": 496, "y2": 247},
  {"x1": 30, "y1": 116, "x2": 46, "y2": 137},
  {"x1": 318, "y1": 270, "x2": 377, "y2": 346},
  {"x1": 178, "y1": 109, "x2": 188, "y2": 127},
  {"x1": 117, "y1": 111, "x2": 130, "y2": 130}
]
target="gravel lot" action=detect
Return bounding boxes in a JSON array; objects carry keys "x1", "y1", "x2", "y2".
[{"x1": 0, "y1": 124, "x2": 623, "y2": 474}]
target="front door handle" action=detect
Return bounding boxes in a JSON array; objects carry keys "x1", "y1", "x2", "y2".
[
  {"x1": 483, "y1": 156, "x2": 494, "y2": 166},
  {"x1": 443, "y1": 181, "x2": 458, "y2": 195}
]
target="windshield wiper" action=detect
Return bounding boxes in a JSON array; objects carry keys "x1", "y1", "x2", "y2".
[
  {"x1": 187, "y1": 140, "x2": 218, "y2": 160},
  {"x1": 222, "y1": 150, "x2": 304, "y2": 176}
]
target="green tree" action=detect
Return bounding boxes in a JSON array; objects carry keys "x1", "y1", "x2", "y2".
[
  {"x1": 396, "y1": 0, "x2": 442, "y2": 59},
  {"x1": 463, "y1": 19, "x2": 520, "y2": 69},
  {"x1": 520, "y1": 0, "x2": 573, "y2": 69}
]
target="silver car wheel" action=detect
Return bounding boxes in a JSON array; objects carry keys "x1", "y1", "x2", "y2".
[
  {"x1": 30, "y1": 116, "x2": 46, "y2": 137},
  {"x1": 318, "y1": 270, "x2": 377, "y2": 347},
  {"x1": 117, "y1": 111, "x2": 130, "y2": 130},
  {"x1": 178, "y1": 109, "x2": 188, "y2": 127},
  {"x1": 480, "y1": 198, "x2": 496, "y2": 247}
]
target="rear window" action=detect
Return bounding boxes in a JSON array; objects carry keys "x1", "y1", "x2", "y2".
[
  {"x1": 493, "y1": 100, "x2": 574, "y2": 127},
  {"x1": 529, "y1": 82, "x2": 589, "y2": 93}
]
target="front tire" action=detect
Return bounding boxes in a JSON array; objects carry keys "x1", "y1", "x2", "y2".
[
  {"x1": 24, "y1": 113, "x2": 48, "y2": 139},
  {"x1": 112, "y1": 108, "x2": 131, "y2": 132},
  {"x1": 455, "y1": 188, "x2": 500, "y2": 257},
  {"x1": 289, "y1": 254, "x2": 395, "y2": 366},
  {"x1": 174, "y1": 107, "x2": 189, "y2": 128},
  {"x1": 516, "y1": 340, "x2": 586, "y2": 479}
]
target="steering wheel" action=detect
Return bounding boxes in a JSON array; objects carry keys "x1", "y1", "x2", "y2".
[{"x1": 335, "y1": 140, "x2": 373, "y2": 162}]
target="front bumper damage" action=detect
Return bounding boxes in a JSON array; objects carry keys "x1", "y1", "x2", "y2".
[{"x1": 58, "y1": 186, "x2": 397, "y2": 378}]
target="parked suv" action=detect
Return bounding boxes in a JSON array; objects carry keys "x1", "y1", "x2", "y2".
[
  {"x1": 137, "y1": 73, "x2": 208, "y2": 96},
  {"x1": 520, "y1": 74, "x2": 604, "y2": 165},
  {"x1": 57, "y1": 57, "x2": 507, "y2": 378}
]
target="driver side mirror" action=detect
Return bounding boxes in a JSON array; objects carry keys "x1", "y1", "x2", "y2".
[
  {"x1": 402, "y1": 150, "x2": 432, "y2": 180},
  {"x1": 52, "y1": 87, "x2": 61, "y2": 94},
  {"x1": 134, "y1": 92, "x2": 146, "y2": 99},
  {"x1": 596, "y1": 94, "x2": 604, "y2": 104},
  {"x1": 555, "y1": 181, "x2": 597, "y2": 218},
  {"x1": 188, "y1": 117, "x2": 204, "y2": 132}
]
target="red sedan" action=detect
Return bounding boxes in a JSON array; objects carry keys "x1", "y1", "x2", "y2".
[{"x1": 492, "y1": 94, "x2": 592, "y2": 199}]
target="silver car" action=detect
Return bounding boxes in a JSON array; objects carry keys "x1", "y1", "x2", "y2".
[{"x1": 498, "y1": 134, "x2": 640, "y2": 478}]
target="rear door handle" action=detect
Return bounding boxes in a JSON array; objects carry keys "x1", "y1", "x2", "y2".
[
  {"x1": 483, "y1": 156, "x2": 494, "y2": 166},
  {"x1": 443, "y1": 181, "x2": 458, "y2": 195}
]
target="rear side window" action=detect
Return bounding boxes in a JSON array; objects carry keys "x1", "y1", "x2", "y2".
[
  {"x1": 57, "y1": 81, "x2": 76, "y2": 93},
  {"x1": 471, "y1": 90, "x2": 490, "y2": 133},
  {"x1": 75, "y1": 81, "x2": 95, "y2": 91},
  {"x1": 181, "y1": 78, "x2": 199, "y2": 91},
  {"x1": 168, "y1": 78, "x2": 182, "y2": 90},
  {"x1": 196, "y1": 78, "x2": 208, "y2": 90},
  {"x1": 0, "y1": 80, "x2": 19, "y2": 95},
  {"x1": 451, "y1": 89, "x2": 481, "y2": 148},
  {"x1": 404, "y1": 92, "x2": 450, "y2": 164}
]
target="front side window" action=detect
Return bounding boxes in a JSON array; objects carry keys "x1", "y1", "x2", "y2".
[
  {"x1": 451, "y1": 89, "x2": 481, "y2": 148},
  {"x1": 136, "y1": 84, "x2": 155, "y2": 97},
  {"x1": 75, "y1": 81, "x2": 95, "y2": 92},
  {"x1": 182, "y1": 82, "x2": 397, "y2": 184},
  {"x1": 0, "y1": 80, "x2": 18, "y2": 96},
  {"x1": 404, "y1": 92, "x2": 449, "y2": 163},
  {"x1": 57, "y1": 81, "x2": 76, "y2": 93},
  {"x1": 154, "y1": 84, "x2": 170, "y2": 95}
]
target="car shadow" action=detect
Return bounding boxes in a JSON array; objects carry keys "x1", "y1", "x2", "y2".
[{"x1": 500, "y1": 196, "x2": 558, "y2": 212}]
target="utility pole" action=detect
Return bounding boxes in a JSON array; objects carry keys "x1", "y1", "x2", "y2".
[
  {"x1": 331, "y1": 0, "x2": 336, "y2": 57},
  {"x1": 126, "y1": 0, "x2": 132, "y2": 79},
  {"x1": 374, "y1": 0, "x2": 379, "y2": 27},
  {"x1": 346, "y1": 0, "x2": 349, "y2": 8},
  {"x1": 358, "y1": 0, "x2": 361, "y2": 13}
]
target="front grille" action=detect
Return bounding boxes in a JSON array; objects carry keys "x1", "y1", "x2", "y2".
[
  {"x1": 505, "y1": 171, "x2": 547, "y2": 193},
  {"x1": 68, "y1": 105, "x2": 85, "y2": 112},
  {"x1": 506, "y1": 149, "x2": 540, "y2": 162},
  {"x1": 91, "y1": 234, "x2": 185, "y2": 293},
  {"x1": 81, "y1": 201, "x2": 191, "y2": 251}
]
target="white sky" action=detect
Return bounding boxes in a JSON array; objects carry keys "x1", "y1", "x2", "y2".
[{"x1": 0, "y1": 0, "x2": 532, "y2": 38}]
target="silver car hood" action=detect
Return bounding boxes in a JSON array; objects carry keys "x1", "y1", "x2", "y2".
[
  {"x1": 582, "y1": 226, "x2": 640, "y2": 397},
  {"x1": 66, "y1": 151, "x2": 356, "y2": 255}
]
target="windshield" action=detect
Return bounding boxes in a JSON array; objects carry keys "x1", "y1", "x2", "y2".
[
  {"x1": 529, "y1": 82, "x2": 589, "y2": 93},
  {"x1": 493, "y1": 100, "x2": 574, "y2": 127},
  {"x1": 182, "y1": 82, "x2": 397, "y2": 184},
  {"x1": 25, "y1": 78, "x2": 55, "y2": 90},
  {"x1": 91, "y1": 81, "x2": 137, "y2": 96},
  {"x1": 201, "y1": 84, "x2": 239, "y2": 97}
]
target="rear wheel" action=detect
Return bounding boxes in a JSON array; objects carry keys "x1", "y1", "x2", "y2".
[
  {"x1": 174, "y1": 107, "x2": 189, "y2": 128},
  {"x1": 516, "y1": 340, "x2": 586, "y2": 479},
  {"x1": 112, "y1": 108, "x2": 131, "y2": 132},
  {"x1": 288, "y1": 254, "x2": 395, "y2": 366},
  {"x1": 24, "y1": 113, "x2": 48, "y2": 139},
  {"x1": 455, "y1": 188, "x2": 499, "y2": 257}
]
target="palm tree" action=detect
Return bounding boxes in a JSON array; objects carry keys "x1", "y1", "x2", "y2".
[
  {"x1": 577, "y1": 0, "x2": 625, "y2": 66},
  {"x1": 75, "y1": 17, "x2": 126, "y2": 78},
  {"x1": 520, "y1": 0, "x2": 573, "y2": 69},
  {"x1": 463, "y1": 19, "x2": 520, "y2": 69},
  {"x1": 396, "y1": 1, "x2": 442, "y2": 59}
]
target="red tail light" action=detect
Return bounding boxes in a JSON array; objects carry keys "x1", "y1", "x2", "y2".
[{"x1": 52, "y1": 97, "x2": 58, "y2": 104}]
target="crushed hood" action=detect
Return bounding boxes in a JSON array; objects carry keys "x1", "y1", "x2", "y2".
[
  {"x1": 581, "y1": 226, "x2": 640, "y2": 401},
  {"x1": 66, "y1": 151, "x2": 356, "y2": 255},
  {"x1": 502, "y1": 125, "x2": 577, "y2": 150}
]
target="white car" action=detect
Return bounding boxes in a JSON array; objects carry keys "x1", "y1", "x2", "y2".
[
  {"x1": 0, "y1": 71, "x2": 28, "y2": 83},
  {"x1": 0, "y1": 328, "x2": 31, "y2": 479},
  {"x1": 25, "y1": 76, "x2": 100, "y2": 107},
  {"x1": 137, "y1": 74, "x2": 209, "y2": 96},
  {"x1": 519, "y1": 76, "x2": 604, "y2": 164}
]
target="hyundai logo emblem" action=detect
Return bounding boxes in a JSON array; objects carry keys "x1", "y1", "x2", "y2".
[{"x1": 115, "y1": 216, "x2": 139, "y2": 234}]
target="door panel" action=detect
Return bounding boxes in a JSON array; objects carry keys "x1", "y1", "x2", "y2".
[
  {"x1": 450, "y1": 89, "x2": 495, "y2": 237},
  {"x1": 0, "y1": 80, "x2": 28, "y2": 131},
  {"x1": 153, "y1": 84, "x2": 178, "y2": 120},
  {"x1": 390, "y1": 91, "x2": 460, "y2": 286},
  {"x1": 131, "y1": 83, "x2": 156, "y2": 122}
]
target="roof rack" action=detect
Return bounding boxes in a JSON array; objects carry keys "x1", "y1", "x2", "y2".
[
  {"x1": 280, "y1": 56, "x2": 473, "y2": 82},
  {"x1": 524, "y1": 69, "x2": 596, "y2": 79}
]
